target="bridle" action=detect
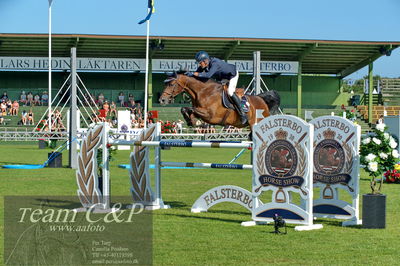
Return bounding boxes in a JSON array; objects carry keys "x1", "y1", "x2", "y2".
[{"x1": 163, "y1": 76, "x2": 189, "y2": 99}]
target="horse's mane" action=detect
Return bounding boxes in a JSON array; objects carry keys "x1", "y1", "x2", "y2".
[
  {"x1": 189, "y1": 76, "x2": 223, "y2": 90},
  {"x1": 203, "y1": 79, "x2": 223, "y2": 90}
]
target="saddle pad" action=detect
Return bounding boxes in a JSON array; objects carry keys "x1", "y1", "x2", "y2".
[
  {"x1": 222, "y1": 90, "x2": 235, "y2": 110},
  {"x1": 221, "y1": 90, "x2": 250, "y2": 113}
]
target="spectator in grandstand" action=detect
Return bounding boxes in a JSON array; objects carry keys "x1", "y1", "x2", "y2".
[
  {"x1": 111, "y1": 116, "x2": 118, "y2": 127},
  {"x1": 27, "y1": 108, "x2": 34, "y2": 125},
  {"x1": 0, "y1": 100, "x2": 7, "y2": 116},
  {"x1": 21, "y1": 110, "x2": 28, "y2": 125},
  {"x1": 118, "y1": 92, "x2": 125, "y2": 107},
  {"x1": 176, "y1": 119, "x2": 184, "y2": 133},
  {"x1": 6, "y1": 99, "x2": 12, "y2": 115},
  {"x1": 132, "y1": 119, "x2": 139, "y2": 128},
  {"x1": 102, "y1": 101, "x2": 110, "y2": 115},
  {"x1": 128, "y1": 94, "x2": 135, "y2": 107},
  {"x1": 1, "y1": 92, "x2": 8, "y2": 101},
  {"x1": 41, "y1": 91, "x2": 49, "y2": 105},
  {"x1": 128, "y1": 98, "x2": 136, "y2": 109},
  {"x1": 136, "y1": 103, "x2": 143, "y2": 118},
  {"x1": 109, "y1": 101, "x2": 117, "y2": 116},
  {"x1": 207, "y1": 124, "x2": 216, "y2": 133},
  {"x1": 0, "y1": 113, "x2": 3, "y2": 125},
  {"x1": 20, "y1": 91, "x2": 27, "y2": 106},
  {"x1": 10, "y1": 100, "x2": 19, "y2": 116},
  {"x1": 55, "y1": 117, "x2": 66, "y2": 131},
  {"x1": 138, "y1": 118, "x2": 145, "y2": 128},
  {"x1": 97, "y1": 93, "x2": 105, "y2": 106},
  {"x1": 27, "y1": 92, "x2": 34, "y2": 106},
  {"x1": 147, "y1": 117, "x2": 154, "y2": 126},
  {"x1": 377, "y1": 115, "x2": 384, "y2": 125},
  {"x1": 128, "y1": 104, "x2": 136, "y2": 120},
  {"x1": 33, "y1": 94, "x2": 41, "y2": 106},
  {"x1": 84, "y1": 93, "x2": 95, "y2": 106},
  {"x1": 52, "y1": 109, "x2": 63, "y2": 129},
  {"x1": 130, "y1": 108, "x2": 136, "y2": 121},
  {"x1": 98, "y1": 108, "x2": 107, "y2": 122}
]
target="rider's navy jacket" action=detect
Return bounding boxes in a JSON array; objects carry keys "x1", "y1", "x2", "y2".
[{"x1": 196, "y1": 57, "x2": 237, "y2": 80}]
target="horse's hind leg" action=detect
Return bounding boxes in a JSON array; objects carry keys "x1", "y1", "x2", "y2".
[{"x1": 181, "y1": 107, "x2": 196, "y2": 127}]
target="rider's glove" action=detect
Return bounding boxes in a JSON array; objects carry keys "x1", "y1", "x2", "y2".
[{"x1": 185, "y1": 72, "x2": 194, "y2": 77}]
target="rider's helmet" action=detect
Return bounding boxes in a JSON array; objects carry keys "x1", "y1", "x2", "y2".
[{"x1": 195, "y1": 51, "x2": 210, "y2": 63}]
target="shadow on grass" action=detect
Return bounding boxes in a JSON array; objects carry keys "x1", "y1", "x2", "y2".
[
  {"x1": 314, "y1": 218, "x2": 363, "y2": 229},
  {"x1": 164, "y1": 201, "x2": 189, "y2": 208},
  {"x1": 163, "y1": 201, "x2": 251, "y2": 216},
  {"x1": 207, "y1": 209, "x2": 251, "y2": 216},
  {"x1": 33, "y1": 197, "x2": 82, "y2": 209},
  {"x1": 164, "y1": 212, "x2": 249, "y2": 224}
]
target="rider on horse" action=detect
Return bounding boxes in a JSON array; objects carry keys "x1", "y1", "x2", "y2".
[{"x1": 186, "y1": 51, "x2": 248, "y2": 126}]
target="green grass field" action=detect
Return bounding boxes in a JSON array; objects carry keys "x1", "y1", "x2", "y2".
[{"x1": 0, "y1": 143, "x2": 399, "y2": 265}]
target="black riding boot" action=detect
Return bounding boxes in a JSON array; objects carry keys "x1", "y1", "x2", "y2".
[{"x1": 231, "y1": 93, "x2": 248, "y2": 125}]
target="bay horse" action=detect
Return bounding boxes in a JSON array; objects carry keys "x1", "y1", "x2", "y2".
[{"x1": 159, "y1": 73, "x2": 280, "y2": 129}]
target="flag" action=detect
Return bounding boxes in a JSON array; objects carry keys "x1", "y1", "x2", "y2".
[
  {"x1": 305, "y1": 110, "x2": 314, "y2": 121},
  {"x1": 138, "y1": 0, "x2": 155, "y2": 24}
]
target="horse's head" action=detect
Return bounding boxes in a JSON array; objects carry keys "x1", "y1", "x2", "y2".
[{"x1": 159, "y1": 73, "x2": 185, "y2": 105}]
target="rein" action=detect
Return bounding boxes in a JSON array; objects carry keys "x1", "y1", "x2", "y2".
[
  {"x1": 176, "y1": 77, "x2": 189, "y2": 92},
  {"x1": 164, "y1": 76, "x2": 189, "y2": 98}
]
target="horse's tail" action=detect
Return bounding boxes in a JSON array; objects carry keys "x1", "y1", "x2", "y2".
[{"x1": 257, "y1": 90, "x2": 281, "y2": 115}]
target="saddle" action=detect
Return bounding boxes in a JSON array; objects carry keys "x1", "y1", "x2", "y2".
[{"x1": 221, "y1": 86, "x2": 249, "y2": 112}]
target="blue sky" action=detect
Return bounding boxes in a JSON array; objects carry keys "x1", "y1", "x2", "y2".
[{"x1": 0, "y1": 0, "x2": 399, "y2": 79}]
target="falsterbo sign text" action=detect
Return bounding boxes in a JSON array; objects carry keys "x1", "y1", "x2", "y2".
[{"x1": 0, "y1": 56, "x2": 298, "y2": 73}]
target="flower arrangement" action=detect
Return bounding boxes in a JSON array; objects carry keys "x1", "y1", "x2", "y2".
[
  {"x1": 161, "y1": 121, "x2": 175, "y2": 133},
  {"x1": 340, "y1": 108, "x2": 356, "y2": 121},
  {"x1": 384, "y1": 163, "x2": 400, "y2": 183},
  {"x1": 360, "y1": 123, "x2": 399, "y2": 194}
]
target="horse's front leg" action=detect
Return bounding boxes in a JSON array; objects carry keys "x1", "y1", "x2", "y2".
[{"x1": 181, "y1": 107, "x2": 196, "y2": 127}]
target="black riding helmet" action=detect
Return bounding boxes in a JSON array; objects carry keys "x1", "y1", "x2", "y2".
[{"x1": 195, "y1": 51, "x2": 210, "y2": 63}]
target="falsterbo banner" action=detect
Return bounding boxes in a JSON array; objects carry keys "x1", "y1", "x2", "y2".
[{"x1": 0, "y1": 56, "x2": 298, "y2": 73}]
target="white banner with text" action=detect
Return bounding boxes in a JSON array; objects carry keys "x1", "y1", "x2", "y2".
[{"x1": 0, "y1": 57, "x2": 298, "y2": 74}]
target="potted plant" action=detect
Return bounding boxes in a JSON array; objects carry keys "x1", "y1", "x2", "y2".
[{"x1": 360, "y1": 123, "x2": 399, "y2": 228}]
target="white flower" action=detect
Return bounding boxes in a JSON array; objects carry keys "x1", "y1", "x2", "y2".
[
  {"x1": 384, "y1": 133, "x2": 390, "y2": 140},
  {"x1": 367, "y1": 161, "x2": 378, "y2": 172},
  {"x1": 372, "y1": 137, "x2": 381, "y2": 145},
  {"x1": 362, "y1": 137, "x2": 371, "y2": 145},
  {"x1": 365, "y1": 153, "x2": 376, "y2": 162},
  {"x1": 375, "y1": 123, "x2": 386, "y2": 132},
  {"x1": 389, "y1": 139, "x2": 398, "y2": 149},
  {"x1": 392, "y1": 149, "x2": 399, "y2": 158},
  {"x1": 379, "y1": 152, "x2": 388, "y2": 159}
]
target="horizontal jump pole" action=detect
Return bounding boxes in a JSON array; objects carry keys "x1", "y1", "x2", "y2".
[
  {"x1": 160, "y1": 162, "x2": 253, "y2": 170},
  {"x1": 110, "y1": 140, "x2": 252, "y2": 149}
]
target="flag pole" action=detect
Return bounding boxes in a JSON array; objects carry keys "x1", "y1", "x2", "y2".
[
  {"x1": 143, "y1": 8, "x2": 150, "y2": 129},
  {"x1": 48, "y1": 0, "x2": 53, "y2": 132}
]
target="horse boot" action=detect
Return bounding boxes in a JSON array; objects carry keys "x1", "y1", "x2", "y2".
[{"x1": 231, "y1": 93, "x2": 248, "y2": 126}]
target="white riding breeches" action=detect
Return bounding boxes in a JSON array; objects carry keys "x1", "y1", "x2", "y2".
[{"x1": 227, "y1": 71, "x2": 239, "y2": 96}]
